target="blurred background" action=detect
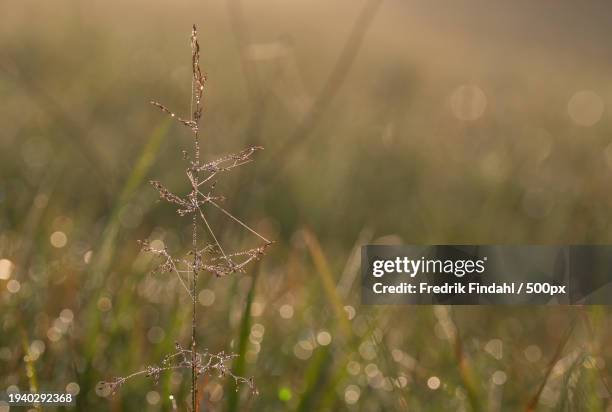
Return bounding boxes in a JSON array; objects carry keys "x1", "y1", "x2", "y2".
[{"x1": 1, "y1": 0, "x2": 612, "y2": 410}]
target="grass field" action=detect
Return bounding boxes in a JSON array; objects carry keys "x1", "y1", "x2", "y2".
[{"x1": 1, "y1": 1, "x2": 612, "y2": 410}]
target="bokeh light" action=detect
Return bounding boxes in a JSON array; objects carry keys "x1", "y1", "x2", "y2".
[{"x1": 567, "y1": 90, "x2": 604, "y2": 126}]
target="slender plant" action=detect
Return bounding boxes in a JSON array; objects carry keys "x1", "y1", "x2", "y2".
[{"x1": 100, "y1": 25, "x2": 272, "y2": 410}]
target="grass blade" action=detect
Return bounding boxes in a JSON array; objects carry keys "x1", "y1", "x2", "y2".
[
  {"x1": 87, "y1": 118, "x2": 171, "y2": 293},
  {"x1": 227, "y1": 264, "x2": 260, "y2": 412},
  {"x1": 302, "y1": 228, "x2": 351, "y2": 339},
  {"x1": 76, "y1": 119, "x2": 170, "y2": 409},
  {"x1": 525, "y1": 319, "x2": 576, "y2": 412},
  {"x1": 295, "y1": 346, "x2": 332, "y2": 412}
]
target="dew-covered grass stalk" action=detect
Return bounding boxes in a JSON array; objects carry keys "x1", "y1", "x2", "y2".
[{"x1": 100, "y1": 25, "x2": 271, "y2": 411}]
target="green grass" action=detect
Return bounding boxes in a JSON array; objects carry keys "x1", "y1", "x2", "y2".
[{"x1": 1, "y1": 2, "x2": 612, "y2": 411}]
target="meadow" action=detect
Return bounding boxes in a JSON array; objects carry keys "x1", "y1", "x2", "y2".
[{"x1": 1, "y1": 1, "x2": 611, "y2": 410}]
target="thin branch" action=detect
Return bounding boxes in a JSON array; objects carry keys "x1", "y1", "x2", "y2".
[
  {"x1": 197, "y1": 206, "x2": 229, "y2": 260},
  {"x1": 99, "y1": 345, "x2": 257, "y2": 397},
  {"x1": 209, "y1": 200, "x2": 271, "y2": 244},
  {"x1": 138, "y1": 240, "x2": 193, "y2": 298},
  {"x1": 193, "y1": 146, "x2": 263, "y2": 174},
  {"x1": 150, "y1": 100, "x2": 197, "y2": 129}
]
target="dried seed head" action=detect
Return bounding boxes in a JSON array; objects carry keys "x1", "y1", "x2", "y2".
[{"x1": 108, "y1": 24, "x2": 268, "y2": 403}]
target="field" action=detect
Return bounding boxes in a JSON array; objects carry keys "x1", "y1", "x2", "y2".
[{"x1": 1, "y1": 1, "x2": 611, "y2": 410}]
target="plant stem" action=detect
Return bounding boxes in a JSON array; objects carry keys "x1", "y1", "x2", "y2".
[
  {"x1": 192, "y1": 212, "x2": 197, "y2": 411},
  {"x1": 191, "y1": 111, "x2": 200, "y2": 412},
  {"x1": 191, "y1": 26, "x2": 201, "y2": 411}
]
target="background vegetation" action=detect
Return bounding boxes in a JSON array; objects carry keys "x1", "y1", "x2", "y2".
[{"x1": 1, "y1": 0, "x2": 611, "y2": 410}]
